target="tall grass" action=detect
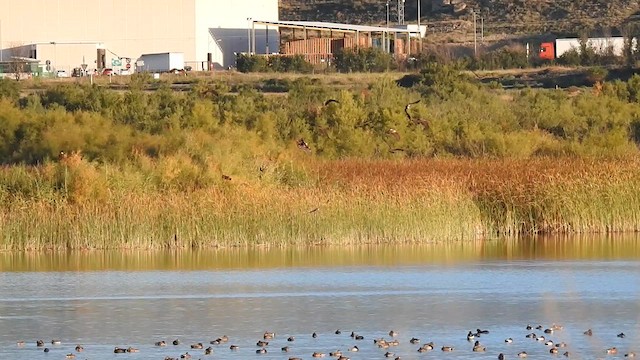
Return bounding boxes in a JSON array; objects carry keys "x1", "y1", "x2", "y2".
[{"x1": 1, "y1": 156, "x2": 639, "y2": 251}]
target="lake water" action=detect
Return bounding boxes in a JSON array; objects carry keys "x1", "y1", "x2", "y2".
[{"x1": 1, "y1": 236, "x2": 639, "y2": 360}]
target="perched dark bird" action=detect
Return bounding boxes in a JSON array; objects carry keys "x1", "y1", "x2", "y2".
[
  {"x1": 324, "y1": 99, "x2": 340, "y2": 106},
  {"x1": 312, "y1": 332, "x2": 318, "y2": 338},
  {"x1": 297, "y1": 138, "x2": 311, "y2": 152},
  {"x1": 335, "y1": 330, "x2": 342, "y2": 335},
  {"x1": 618, "y1": 332, "x2": 626, "y2": 338}
]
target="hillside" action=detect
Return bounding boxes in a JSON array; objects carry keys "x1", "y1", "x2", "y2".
[{"x1": 279, "y1": 0, "x2": 640, "y2": 41}]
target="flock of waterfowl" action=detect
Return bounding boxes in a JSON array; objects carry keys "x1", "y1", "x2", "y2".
[{"x1": 14, "y1": 324, "x2": 636, "y2": 359}]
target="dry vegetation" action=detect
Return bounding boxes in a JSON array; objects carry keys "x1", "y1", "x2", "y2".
[
  {"x1": 1, "y1": 156, "x2": 639, "y2": 251},
  {"x1": 1, "y1": 68, "x2": 640, "y2": 251},
  {"x1": 280, "y1": 0, "x2": 640, "y2": 40}
]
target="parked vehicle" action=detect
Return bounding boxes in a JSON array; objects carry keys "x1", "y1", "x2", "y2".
[
  {"x1": 138, "y1": 52, "x2": 184, "y2": 73},
  {"x1": 56, "y1": 70, "x2": 69, "y2": 78},
  {"x1": 540, "y1": 37, "x2": 630, "y2": 60},
  {"x1": 102, "y1": 68, "x2": 114, "y2": 76}
]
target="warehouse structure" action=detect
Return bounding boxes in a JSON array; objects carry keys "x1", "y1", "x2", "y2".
[
  {"x1": 253, "y1": 20, "x2": 423, "y2": 64},
  {"x1": 0, "y1": 0, "x2": 279, "y2": 75}
]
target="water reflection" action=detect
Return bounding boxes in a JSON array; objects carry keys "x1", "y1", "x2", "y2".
[
  {"x1": 0, "y1": 236, "x2": 638, "y2": 360},
  {"x1": 1, "y1": 234, "x2": 639, "y2": 272}
]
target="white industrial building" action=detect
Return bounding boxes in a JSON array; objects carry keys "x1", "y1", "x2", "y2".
[{"x1": 0, "y1": 0, "x2": 279, "y2": 74}]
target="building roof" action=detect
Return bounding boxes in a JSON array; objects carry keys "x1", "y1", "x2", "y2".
[{"x1": 252, "y1": 20, "x2": 418, "y2": 34}]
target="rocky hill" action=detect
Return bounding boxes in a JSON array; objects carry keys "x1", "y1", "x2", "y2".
[{"x1": 279, "y1": 0, "x2": 640, "y2": 41}]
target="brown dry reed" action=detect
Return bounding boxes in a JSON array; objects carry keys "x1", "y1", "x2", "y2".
[{"x1": 1, "y1": 156, "x2": 639, "y2": 251}]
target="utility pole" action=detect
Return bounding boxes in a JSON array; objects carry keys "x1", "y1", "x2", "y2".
[
  {"x1": 473, "y1": 10, "x2": 477, "y2": 57},
  {"x1": 386, "y1": 1, "x2": 390, "y2": 52},
  {"x1": 417, "y1": 0, "x2": 422, "y2": 52},
  {"x1": 397, "y1": 0, "x2": 405, "y2": 25},
  {"x1": 481, "y1": 15, "x2": 484, "y2": 43},
  {"x1": 246, "y1": 18, "x2": 252, "y2": 53}
]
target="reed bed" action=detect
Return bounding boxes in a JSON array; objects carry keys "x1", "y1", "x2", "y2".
[{"x1": 1, "y1": 156, "x2": 639, "y2": 251}]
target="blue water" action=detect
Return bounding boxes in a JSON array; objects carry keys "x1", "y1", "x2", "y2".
[{"x1": 0, "y1": 257, "x2": 638, "y2": 359}]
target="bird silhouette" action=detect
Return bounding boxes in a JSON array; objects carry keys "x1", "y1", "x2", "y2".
[
  {"x1": 297, "y1": 138, "x2": 311, "y2": 152},
  {"x1": 404, "y1": 100, "x2": 430, "y2": 128}
]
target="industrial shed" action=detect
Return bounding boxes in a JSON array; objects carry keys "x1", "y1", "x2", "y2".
[
  {"x1": 0, "y1": 0, "x2": 278, "y2": 74},
  {"x1": 251, "y1": 20, "x2": 422, "y2": 64}
]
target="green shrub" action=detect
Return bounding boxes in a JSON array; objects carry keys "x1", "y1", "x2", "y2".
[{"x1": 333, "y1": 47, "x2": 394, "y2": 73}]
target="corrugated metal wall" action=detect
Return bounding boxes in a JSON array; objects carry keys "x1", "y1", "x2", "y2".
[{"x1": 282, "y1": 35, "x2": 399, "y2": 64}]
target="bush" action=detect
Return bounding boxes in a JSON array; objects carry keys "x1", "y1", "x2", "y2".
[
  {"x1": 333, "y1": 47, "x2": 394, "y2": 73},
  {"x1": 0, "y1": 78, "x2": 20, "y2": 103},
  {"x1": 236, "y1": 54, "x2": 313, "y2": 73}
]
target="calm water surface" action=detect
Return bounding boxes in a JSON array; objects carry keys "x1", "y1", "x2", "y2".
[{"x1": 1, "y1": 236, "x2": 639, "y2": 360}]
